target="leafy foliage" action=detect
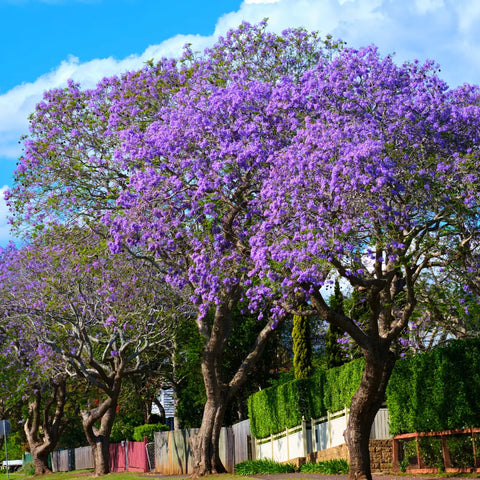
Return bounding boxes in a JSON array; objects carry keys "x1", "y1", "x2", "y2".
[
  {"x1": 248, "y1": 359, "x2": 364, "y2": 438},
  {"x1": 292, "y1": 308, "x2": 313, "y2": 379},
  {"x1": 300, "y1": 459, "x2": 349, "y2": 474},
  {"x1": 387, "y1": 338, "x2": 480, "y2": 434},
  {"x1": 325, "y1": 281, "x2": 348, "y2": 369},
  {"x1": 323, "y1": 359, "x2": 365, "y2": 413},
  {"x1": 132, "y1": 423, "x2": 169, "y2": 442},
  {"x1": 234, "y1": 459, "x2": 296, "y2": 475},
  {"x1": 249, "y1": 373, "x2": 327, "y2": 438},
  {"x1": 250, "y1": 337, "x2": 480, "y2": 438}
]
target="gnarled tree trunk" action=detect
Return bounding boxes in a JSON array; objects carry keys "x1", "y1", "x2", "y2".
[
  {"x1": 190, "y1": 299, "x2": 281, "y2": 477},
  {"x1": 24, "y1": 377, "x2": 68, "y2": 475},
  {"x1": 190, "y1": 394, "x2": 228, "y2": 475},
  {"x1": 344, "y1": 347, "x2": 396, "y2": 480},
  {"x1": 82, "y1": 396, "x2": 118, "y2": 476}
]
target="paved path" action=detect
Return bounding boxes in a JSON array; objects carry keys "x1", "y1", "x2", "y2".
[{"x1": 142, "y1": 473, "x2": 477, "y2": 480}]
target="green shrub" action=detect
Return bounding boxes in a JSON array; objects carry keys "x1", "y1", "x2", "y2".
[
  {"x1": 447, "y1": 434, "x2": 475, "y2": 469},
  {"x1": 418, "y1": 437, "x2": 443, "y2": 470},
  {"x1": 22, "y1": 462, "x2": 35, "y2": 476},
  {"x1": 300, "y1": 459, "x2": 349, "y2": 474},
  {"x1": 248, "y1": 373, "x2": 325, "y2": 438},
  {"x1": 323, "y1": 358, "x2": 364, "y2": 413},
  {"x1": 234, "y1": 459, "x2": 296, "y2": 475},
  {"x1": 132, "y1": 423, "x2": 170, "y2": 442},
  {"x1": 248, "y1": 357, "x2": 363, "y2": 438},
  {"x1": 249, "y1": 337, "x2": 480, "y2": 440},
  {"x1": 387, "y1": 338, "x2": 480, "y2": 435}
]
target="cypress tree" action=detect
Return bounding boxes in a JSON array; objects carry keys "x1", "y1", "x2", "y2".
[
  {"x1": 325, "y1": 279, "x2": 347, "y2": 368},
  {"x1": 292, "y1": 306, "x2": 312, "y2": 379}
]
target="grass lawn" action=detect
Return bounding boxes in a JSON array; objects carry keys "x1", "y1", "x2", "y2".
[
  {"x1": 0, "y1": 472, "x2": 156, "y2": 480},
  {"x1": 0, "y1": 472, "x2": 241, "y2": 480}
]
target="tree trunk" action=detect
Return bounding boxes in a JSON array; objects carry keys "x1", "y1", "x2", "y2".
[
  {"x1": 190, "y1": 394, "x2": 228, "y2": 476},
  {"x1": 344, "y1": 347, "x2": 396, "y2": 480},
  {"x1": 23, "y1": 378, "x2": 68, "y2": 475},
  {"x1": 190, "y1": 300, "x2": 281, "y2": 476},
  {"x1": 82, "y1": 399, "x2": 118, "y2": 476},
  {"x1": 91, "y1": 437, "x2": 111, "y2": 476},
  {"x1": 31, "y1": 446, "x2": 52, "y2": 475}
]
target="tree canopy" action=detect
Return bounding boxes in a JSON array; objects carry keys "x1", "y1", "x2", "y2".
[{"x1": 4, "y1": 21, "x2": 480, "y2": 480}]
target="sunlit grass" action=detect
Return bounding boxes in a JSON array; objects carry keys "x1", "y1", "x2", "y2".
[{"x1": 0, "y1": 471, "x2": 243, "y2": 480}]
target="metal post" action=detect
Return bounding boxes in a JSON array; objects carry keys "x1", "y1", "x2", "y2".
[{"x1": 4, "y1": 431, "x2": 9, "y2": 480}]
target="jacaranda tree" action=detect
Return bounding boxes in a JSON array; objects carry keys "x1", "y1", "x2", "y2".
[
  {"x1": 0, "y1": 229, "x2": 183, "y2": 475},
  {"x1": 7, "y1": 22, "x2": 331, "y2": 476},
  {"x1": 7, "y1": 21, "x2": 480, "y2": 480},
  {"x1": 249, "y1": 47, "x2": 480, "y2": 479},
  {"x1": 0, "y1": 279, "x2": 71, "y2": 475},
  {"x1": 107, "y1": 24, "x2": 333, "y2": 475}
]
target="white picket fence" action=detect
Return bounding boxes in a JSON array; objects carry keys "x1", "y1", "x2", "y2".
[{"x1": 256, "y1": 407, "x2": 391, "y2": 463}]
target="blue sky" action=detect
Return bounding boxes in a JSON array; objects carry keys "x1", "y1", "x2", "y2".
[{"x1": 1, "y1": 0, "x2": 480, "y2": 242}]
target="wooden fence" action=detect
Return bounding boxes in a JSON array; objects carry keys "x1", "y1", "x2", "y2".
[
  {"x1": 255, "y1": 407, "x2": 391, "y2": 463},
  {"x1": 74, "y1": 446, "x2": 94, "y2": 470},
  {"x1": 232, "y1": 419, "x2": 254, "y2": 464},
  {"x1": 50, "y1": 439, "x2": 150, "y2": 473},
  {"x1": 154, "y1": 427, "x2": 234, "y2": 474},
  {"x1": 393, "y1": 427, "x2": 480, "y2": 474}
]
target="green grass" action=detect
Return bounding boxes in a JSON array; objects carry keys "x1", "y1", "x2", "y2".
[
  {"x1": 0, "y1": 472, "x2": 151, "y2": 480},
  {"x1": 299, "y1": 459, "x2": 349, "y2": 474},
  {"x1": 0, "y1": 472, "x2": 246, "y2": 480},
  {"x1": 234, "y1": 459, "x2": 296, "y2": 475}
]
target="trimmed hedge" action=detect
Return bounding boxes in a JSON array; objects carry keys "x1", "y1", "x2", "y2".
[
  {"x1": 249, "y1": 338, "x2": 480, "y2": 439},
  {"x1": 248, "y1": 358, "x2": 364, "y2": 438},
  {"x1": 387, "y1": 337, "x2": 480, "y2": 435},
  {"x1": 323, "y1": 358, "x2": 365, "y2": 413},
  {"x1": 248, "y1": 374, "x2": 325, "y2": 438}
]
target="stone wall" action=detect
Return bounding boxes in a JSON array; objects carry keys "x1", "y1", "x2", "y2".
[
  {"x1": 305, "y1": 440, "x2": 392, "y2": 473},
  {"x1": 369, "y1": 439, "x2": 393, "y2": 472},
  {"x1": 306, "y1": 444, "x2": 349, "y2": 463}
]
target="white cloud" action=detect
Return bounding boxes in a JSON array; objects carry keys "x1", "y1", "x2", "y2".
[{"x1": 414, "y1": 0, "x2": 445, "y2": 14}]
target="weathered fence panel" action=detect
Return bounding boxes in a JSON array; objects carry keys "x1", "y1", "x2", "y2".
[
  {"x1": 370, "y1": 407, "x2": 390, "y2": 440},
  {"x1": 74, "y1": 446, "x2": 94, "y2": 470},
  {"x1": 233, "y1": 420, "x2": 252, "y2": 464},
  {"x1": 51, "y1": 449, "x2": 71, "y2": 472},
  {"x1": 127, "y1": 439, "x2": 150, "y2": 472},
  {"x1": 109, "y1": 442, "x2": 126, "y2": 472},
  {"x1": 109, "y1": 439, "x2": 150, "y2": 472},
  {"x1": 154, "y1": 427, "x2": 234, "y2": 474},
  {"x1": 154, "y1": 428, "x2": 197, "y2": 475}
]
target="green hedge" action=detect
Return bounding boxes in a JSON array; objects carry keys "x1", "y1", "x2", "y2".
[
  {"x1": 387, "y1": 338, "x2": 480, "y2": 435},
  {"x1": 132, "y1": 423, "x2": 170, "y2": 442},
  {"x1": 249, "y1": 338, "x2": 480, "y2": 439},
  {"x1": 248, "y1": 373, "x2": 325, "y2": 438},
  {"x1": 248, "y1": 358, "x2": 364, "y2": 438},
  {"x1": 323, "y1": 358, "x2": 365, "y2": 413}
]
